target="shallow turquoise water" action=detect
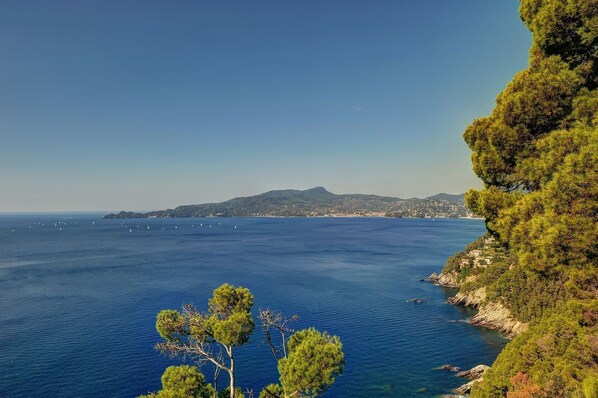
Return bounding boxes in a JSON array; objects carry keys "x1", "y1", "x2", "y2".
[{"x1": 0, "y1": 216, "x2": 505, "y2": 397}]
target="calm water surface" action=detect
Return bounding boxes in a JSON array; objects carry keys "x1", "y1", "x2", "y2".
[{"x1": 0, "y1": 216, "x2": 505, "y2": 397}]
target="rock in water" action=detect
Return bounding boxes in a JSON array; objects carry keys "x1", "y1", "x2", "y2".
[
  {"x1": 407, "y1": 298, "x2": 428, "y2": 303},
  {"x1": 456, "y1": 364, "x2": 490, "y2": 379},
  {"x1": 438, "y1": 364, "x2": 461, "y2": 372}
]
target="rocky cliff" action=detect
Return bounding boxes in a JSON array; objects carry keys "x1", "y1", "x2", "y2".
[
  {"x1": 429, "y1": 239, "x2": 528, "y2": 339},
  {"x1": 428, "y1": 271, "x2": 461, "y2": 288}
]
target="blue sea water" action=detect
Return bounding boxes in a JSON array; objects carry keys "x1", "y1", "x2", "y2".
[{"x1": 0, "y1": 215, "x2": 505, "y2": 397}]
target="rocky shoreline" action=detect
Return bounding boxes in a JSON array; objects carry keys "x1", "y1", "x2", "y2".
[
  {"x1": 428, "y1": 258, "x2": 528, "y2": 396},
  {"x1": 427, "y1": 271, "x2": 460, "y2": 288},
  {"x1": 437, "y1": 364, "x2": 491, "y2": 397},
  {"x1": 428, "y1": 272, "x2": 528, "y2": 339}
]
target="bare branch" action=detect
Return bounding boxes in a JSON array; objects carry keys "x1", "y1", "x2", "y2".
[
  {"x1": 156, "y1": 338, "x2": 230, "y2": 372},
  {"x1": 258, "y1": 308, "x2": 298, "y2": 361}
]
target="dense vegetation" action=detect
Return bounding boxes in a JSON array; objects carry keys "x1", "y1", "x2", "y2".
[
  {"x1": 444, "y1": 1, "x2": 598, "y2": 396},
  {"x1": 139, "y1": 284, "x2": 344, "y2": 398}
]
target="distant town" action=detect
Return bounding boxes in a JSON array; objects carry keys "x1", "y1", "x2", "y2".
[{"x1": 104, "y1": 187, "x2": 476, "y2": 219}]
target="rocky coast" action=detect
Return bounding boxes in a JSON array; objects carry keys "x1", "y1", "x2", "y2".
[
  {"x1": 428, "y1": 237, "x2": 528, "y2": 396},
  {"x1": 428, "y1": 238, "x2": 528, "y2": 339}
]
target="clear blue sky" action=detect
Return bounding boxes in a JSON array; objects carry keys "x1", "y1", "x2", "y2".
[{"x1": 0, "y1": 0, "x2": 531, "y2": 212}]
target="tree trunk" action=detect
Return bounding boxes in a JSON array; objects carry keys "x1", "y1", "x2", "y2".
[
  {"x1": 213, "y1": 369, "x2": 218, "y2": 398},
  {"x1": 229, "y1": 348, "x2": 235, "y2": 398}
]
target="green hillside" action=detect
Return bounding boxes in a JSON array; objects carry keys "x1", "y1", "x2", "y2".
[{"x1": 104, "y1": 187, "x2": 471, "y2": 218}]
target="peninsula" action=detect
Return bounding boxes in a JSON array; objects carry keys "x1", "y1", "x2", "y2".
[{"x1": 103, "y1": 187, "x2": 472, "y2": 219}]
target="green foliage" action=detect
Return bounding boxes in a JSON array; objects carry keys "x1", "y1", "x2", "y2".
[
  {"x1": 568, "y1": 88, "x2": 598, "y2": 127},
  {"x1": 485, "y1": 266, "x2": 567, "y2": 323},
  {"x1": 442, "y1": 253, "x2": 463, "y2": 275},
  {"x1": 218, "y1": 387, "x2": 245, "y2": 398},
  {"x1": 278, "y1": 328, "x2": 344, "y2": 398},
  {"x1": 443, "y1": 244, "x2": 476, "y2": 277},
  {"x1": 204, "y1": 284, "x2": 255, "y2": 346},
  {"x1": 209, "y1": 284, "x2": 254, "y2": 317},
  {"x1": 154, "y1": 284, "x2": 255, "y2": 398},
  {"x1": 471, "y1": 300, "x2": 598, "y2": 398},
  {"x1": 495, "y1": 128, "x2": 598, "y2": 272},
  {"x1": 258, "y1": 384, "x2": 284, "y2": 398},
  {"x1": 156, "y1": 309, "x2": 188, "y2": 342},
  {"x1": 206, "y1": 310, "x2": 254, "y2": 347},
  {"x1": 150, "y1": 286, "x2": 345, "y2": 398},
  {"x1": 519, "y1": 0, "x2": 598, "y2": 81},
  {"x1": 565, "y1": 267, "x2": 598, "y2": 302},
  {"x1": 156, "y1": 284, "x2": 255, "y2": 348},
  {"x1": 463, "y1": 55, "x2": 582, "y2": 192},
  {"x1": 494, "y1": 55, "x2": 581, "y2": 139},
  {"x1": 465, "y1": 188, "x2": 521, "y2": 232},
  {"x1": 442, "y1": 235, "x2": 500, "y2": 285},
  {"x1": 463, "y1": 118, "x2": 520, "y2": 188},
  {"x1": 138, "y1": 365, "x2": 215, "y2": 398},
  {"x1": 455, "y1": 0, "x2": 598, "y2": 395},
  {"x1": 516, "y1": 127, "x2": 595, "y2": 190},
  {"x1": 582, "y1": 376, "x2": 598, "y2": 398},
  {"x1": 465, "y1": 257, "x2": 510, "y2": 293}
]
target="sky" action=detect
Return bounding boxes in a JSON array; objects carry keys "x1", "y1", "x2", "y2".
[{"x1": 0, "y1": 0, "x2": 531, "y2": 212}]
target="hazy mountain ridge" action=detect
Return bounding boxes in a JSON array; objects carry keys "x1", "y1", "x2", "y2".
[
  {"x1": 425, "y1": 193, "x2": 465, "y2": 203},
  {"x1": 104, "y1": 187, "x2": 473, "y2": 219}
]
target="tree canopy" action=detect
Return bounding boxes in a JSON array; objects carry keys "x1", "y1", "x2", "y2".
[
  {"x1": 154, "y1": 284, "x2": 255, "y2": 398},
  {"x1": 464, "y1": 0, "x2": 597, "y2": 280},
  {"x1": 138, "y1": 365, "x2": 215, "y2": 398},
  {"x1": 277, "y1": 328, "x2": 344, "y2": 398},
  {"x1": 452, "y1": 0, "x2": 598, "y2": 396},
  {"x1": 143, "y1": 285, "x2": 344, "y2": 398}
]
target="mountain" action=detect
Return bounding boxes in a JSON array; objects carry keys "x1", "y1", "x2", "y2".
[
  {"x1": 425, "y1": 193, "x2": 465, "y2": 203},
  {"x1": 104, "y1": 187, "x2": 473, "y2": 219}
]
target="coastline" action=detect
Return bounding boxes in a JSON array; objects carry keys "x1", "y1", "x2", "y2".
[
  {"x1": 429, "y1": 272, "x2": 528, "y2": 340},
  {"x1": 427, "y1": 241, "x2": 529, "y2": 396},
  {"x1": 104, "y1": 214, "x2": 483, "y2": 220}
]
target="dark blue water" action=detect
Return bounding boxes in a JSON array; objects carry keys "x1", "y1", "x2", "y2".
[{"x1": 0, "y1": 216, "x2": 505, "y2": 397}]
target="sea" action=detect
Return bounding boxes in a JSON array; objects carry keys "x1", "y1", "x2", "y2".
[{"x1": 0, "y1": 215, "x2": 506, "y2": 397}]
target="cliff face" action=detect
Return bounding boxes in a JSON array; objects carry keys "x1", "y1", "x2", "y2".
[
  {"x1": 428, "y1": 271, "x2": 461, "y2": 288},
  {"x1": 469, "y1": 302, "x2": 528, "y2": 339},
  {"x1": 430, "y1": 240, "x2": 528, "y2": 339},
  {"x1": 445, "y1": 285, "x2": 527, "y2": 339},
  {"x1": 446, "y1": 287, "x2": 486, "y2": 307}
]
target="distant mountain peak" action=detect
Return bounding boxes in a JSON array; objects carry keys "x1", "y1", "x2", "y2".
[
  {"x1": 425, "y1": 193, "x2": 465, "y2": 204},
  {"x1": 302, "y1": 186, "x2": 336, "y2": 198},
  {"x1": 104, "y1": 187, "x2": 472, "y2": 219},
  {"x1": 305, "y1": 186, "x2": 330, "y2": 193}
]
